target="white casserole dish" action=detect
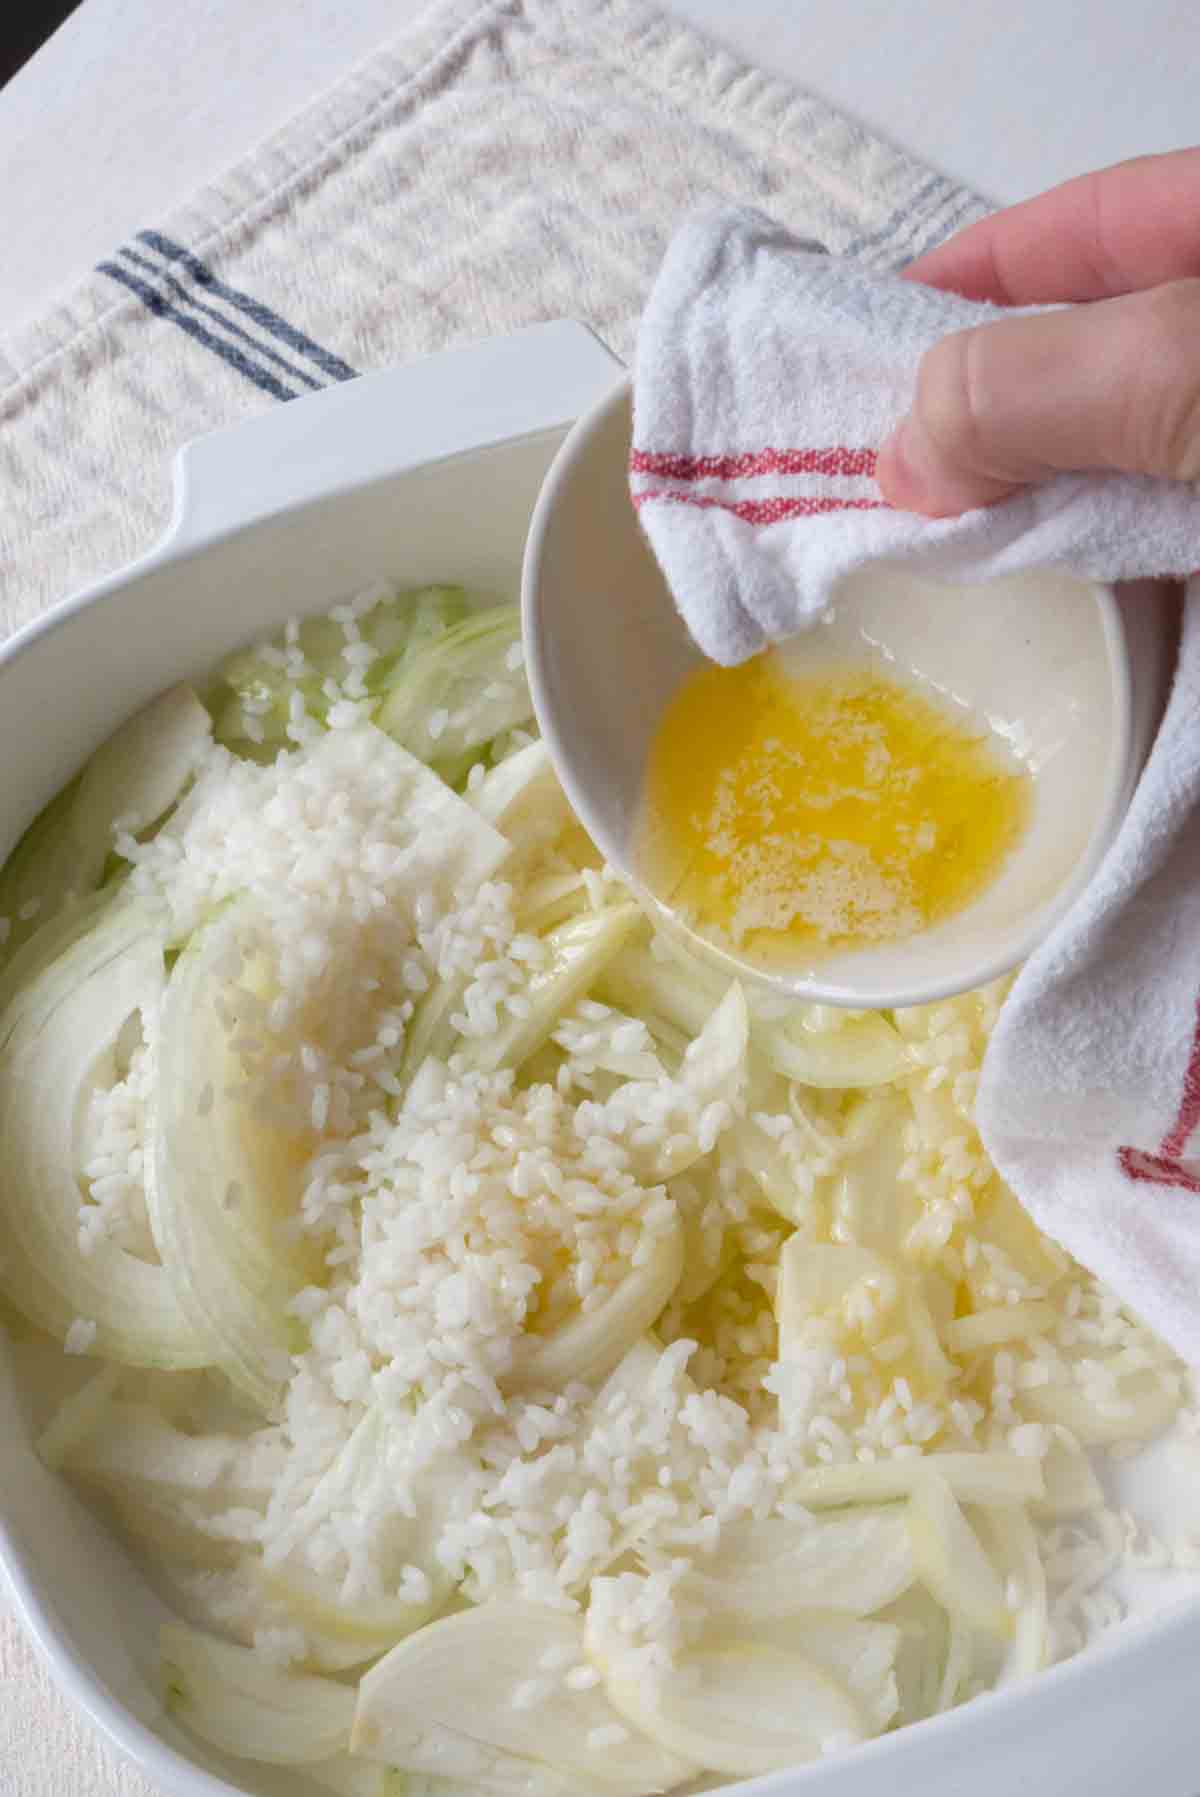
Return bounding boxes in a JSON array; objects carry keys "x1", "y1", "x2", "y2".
[{"x1": 1, "y1": 321, "x2": 1198, "y2": 1797}]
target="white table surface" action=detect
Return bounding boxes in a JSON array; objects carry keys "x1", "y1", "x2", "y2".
[{"x1": 2, "y1": 1, "x2": 1199, "y2": 1792}]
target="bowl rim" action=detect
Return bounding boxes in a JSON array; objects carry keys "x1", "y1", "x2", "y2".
[
  {"x1": 522, "y1": 376, "x2": 1137, "y2": 1009},
  {"x1": 0, "y1": 1523, "x2": 237, "y2": 1797}
]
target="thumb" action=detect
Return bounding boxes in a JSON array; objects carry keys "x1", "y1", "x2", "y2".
[{"x1": 876, "y1": 278, "x2": 1200, "y2": 517}]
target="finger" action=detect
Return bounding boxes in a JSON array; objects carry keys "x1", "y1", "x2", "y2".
[
  {"x1": 902, "y1": 149, "x2": 1200, "y2": 305},
  {"x1": 875, "y1": 278, "x2": 1200, "y2": 517}
]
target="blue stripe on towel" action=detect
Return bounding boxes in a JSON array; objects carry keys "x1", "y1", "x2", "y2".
[
  {"x1": 97, "y1": 261, "x2": 299, "y2": 400},
  {"x1": 118, "y1": 247, "x2": 324, "y2": 393},
  {"x1": 137, "y1": 232, "x2": 359, "y2": 383}
]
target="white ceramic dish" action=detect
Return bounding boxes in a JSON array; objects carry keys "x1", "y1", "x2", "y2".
[
  {"x1": 522, "y1": 381, "x2": 1175, "y2": 1008},
  {"x1": 2, "y1": 324, "x2": 1199, "y2": 1797}
]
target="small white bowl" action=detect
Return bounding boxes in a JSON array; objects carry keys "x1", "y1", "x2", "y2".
[{"x1": 522, "y1": 381, "x2": 1176, "y2": 1008}]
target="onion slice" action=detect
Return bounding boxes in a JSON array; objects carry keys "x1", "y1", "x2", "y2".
[
  {"x1": 0, "y1": 896, "x2": 208, "y2": 1367},
  {"x1": 507, "y1": 1222, "x2": 684, "y2": 1393},
  {"x1": 907, "y1": 1473, "x2": 1013, "y2": 1638},
  {"x1": 677, "y1": 1510, "x2": 916, "y2": 1620},
  {"x1": 353, "y1": 1601, "x2": 691, "y2": 1793},
  {"x1": 161, "y1": 1621, "x2": 356, "y2": 1764},
  {"x1": 586, "y1": 1615, "x2": 865, "y2": 1779},
  {"x1": 146, "y1": 908, "x2": 312, "y2": 1414}
]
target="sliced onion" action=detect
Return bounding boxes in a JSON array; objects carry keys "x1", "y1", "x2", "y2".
[
  {"x1": 161, "y1": 1621, "x2": 356, "y2": 1763},
  {"x1": 677, "y1": 984, "x2": 747, "y2": 1105},
  {"x1": 829, "y1": 1091, "x2": 917, "y2": 1259},
  {"x1": 979, "y1": 1505, "x2": 1048, "y2": 1683},
  {"x1": 1030, "y1": 1431, "x2": 1104, "y2": 1519},
  {"x1": 590, "y1": 1336, "x2": 663, "y2": 1411},
  {"x1": 352, "y1": 1601, "x2": 691, "y2": 1793},
  {"x1": 36, "y1": 1365, "x2": 122, "y2": 1471},
  {"x1": 878, "y1": 1586, "x2": 950, "y2": 1725},
  {"x1": 966, "y1": 1180, "x2": 1071, "y2": 1300},
  {"x1": 258, "y1": 1451, "x2": 455, "y2": 1664},
  {"x1": 602, "y1": 948, "x2": 904, "y2": 1093},
  {"x1": 0, "y1": 896, "x2": 209, "y2": 1367},
  {"x1": 263, "y1": 1407, "x2": 388, "y2": 1567},
  {"x1": 727, "y1": 1117, "x2": 812, "y2": 1226},
  {"x1": 672, "y1": 1169, "x2": 738, "y2": 1305},
  {"x1": 60, "y1": 1399, "x2": 278, "y2": 1508},
  {"x1": 0, "y1": 886, "x2": 132, "y2": 1052},
  {"x1": 106, "y1": 1487, "x2": 247, "y2": 1570},
  {"x1": 773, "y1": 1228, "x2": 954, "y2": 1392},
  {"x1": 756, "y1": 1612, "x2": 899, "y2": 1731},
  {"x1": 462, "y1": 905, "x2": 643, "y2": 1076},
  {"x1": 259, "y1": 1418, "x2": 458, "y2": 1663},
  {"x1": 405, "y1": 894, "x2": 632, "y2": 1087},
  {"x1": 146, "y1": 908, "x2": 313, "y2": 1414},
  {"x1": 597, "y1": 943, "x2": 721, "y2": 1043},
  {"x1": 785, "y1": 1449, "x2": 1045, "y2": 1510},
  {"x1": 0, "y1": 781, "x2": 83, "y2": 974},
  {"x1": 0, "y1": 685, "x2": 210, "y2": 968},
  {"x1": 376, "y1": 604, "x2": 532, "y2": 779},
  {"x1": 678, "y1": 1511, "x2": 915, "y2": 1619},
  {"x1": 761, "y1": 1010, "x2": 910, "y2": 1090},
  {"x1": 468, "y1": 741, "x2": 571, "y2": 860},
  {"x1": 257, "y1": 1560, "x2": 445, "y2": 1672},
  {"x1": 936, "y1": 1615, "x2": 973, "y2": 1713},
  {"x1": 78, "y1": 684, "x2": 211, "y2": 846},
  {"x1": 355, "y1": 1719, "x2": 582, "y2": 1796},
  {"x1": 906, "y1": 1473, "x2": 1012, "y2": 1639},
  {"x1": 1019, "y1": 1369, "x2": 1180, "y2": 1445},
  {"x1": 587, "y1": 1620, "x2": 864, "y2": 1778},
  {"x1": 944, "y1": 1301, "x2": 1058, "y2": 1354},
  {"x1": 306, "y1": 1754, "x2": 401, "y2": 1797},
  {"x1": 898, "y1": 1276, "x2": 958, "y2": 1392},
  {"x1": 55, "y1": 1399, "x2": 279, "y2": 1576},
  {"x1": 643, "y1": 983, "x2": 748, "y2": 1182},
  {"x1": 401, "y1": 973, "x2": 468, "y2": 1080},
  {"x1": 507, "y1": 1223, "x2": 684, "y2": 1392},
  {"x1": 775, "y1": 1239, "x2": 897, "y2": 1360},
  {"x1": 518, "y1": 872, "x2": 592, "y2": 934}
]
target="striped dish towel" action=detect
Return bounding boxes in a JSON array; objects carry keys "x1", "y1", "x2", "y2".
[
  {"x1": 0, "y1": 0, "x2": 986, "y2": 647},
  {"x1": 0, "y1": 4, "x2": 987, "y2": 1795},
  {"x1": 629, "y1": 204, "x2": 1200, "y2": 663}
]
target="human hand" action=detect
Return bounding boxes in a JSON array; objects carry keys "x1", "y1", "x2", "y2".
[{"x1": 875, "y1": 149, "x2": 1200, "y2": 516}]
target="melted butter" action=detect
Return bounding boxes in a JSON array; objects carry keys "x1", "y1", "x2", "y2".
[{"x1": 640, "y1": 653, "x2": 1032, "y2": 962}]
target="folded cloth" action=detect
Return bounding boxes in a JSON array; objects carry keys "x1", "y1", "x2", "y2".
[
  {"x1": 631, "y1": 205, "x2": 1200, "y2": 665},
  {"x1": 632, "y1": 203, "x2": 1200, "y2": 1366},
  {"x1": 977, "y1": 600, "x2": 1200, "y2": 1367}
]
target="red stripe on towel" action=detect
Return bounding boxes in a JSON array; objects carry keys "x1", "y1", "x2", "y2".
[
  {"x1": 630, "y1": 447, "x2": 878, "y2": 481},
  {"x1": 1160, "y1": 997, "x2": 1200, "y2": 1161},
  {"x1": 1117, "y1": 1145, "x2": 1200, "y2": 1196},
  {"x1": 632, "y1": 489, "x2": 887, "y2": 525},
  {"x1": 1117, "y1": 995, "x2": 1200, "y2": 1194}
]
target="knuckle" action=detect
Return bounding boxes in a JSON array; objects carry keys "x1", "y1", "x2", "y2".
[
  {"x1": 1123, "y1": 280, "x2": 1200, "y2": 480},
  {"x1": 912, "y1": 329, "x2": 987, "y2": 470}
]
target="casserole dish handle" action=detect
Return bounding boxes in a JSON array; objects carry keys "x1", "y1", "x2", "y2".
[{"x1": 169, "y1": 320, "x2": 624, "y2": 550}]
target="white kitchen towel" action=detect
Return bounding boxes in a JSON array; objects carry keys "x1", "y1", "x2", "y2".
[
  {"x1": 633, "y1": 201, "x2": 1200, "y2": 1366},
  {"x1": 1, "y1": 4, "x2": 975, "y2": 642},
  {"x1": 631, "y1": 204, "x2": 1200, "y2": 664},
  {"x1": 976, "y1": 593, "x2": 1200, "y2": 1369}
]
